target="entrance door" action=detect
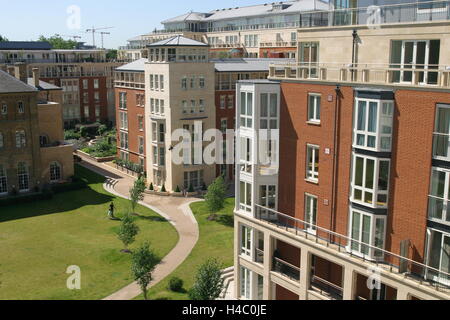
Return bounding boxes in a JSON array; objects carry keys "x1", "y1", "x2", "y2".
[{"x1": 300, "y1": 42, "x2": 319, "y2": 79}]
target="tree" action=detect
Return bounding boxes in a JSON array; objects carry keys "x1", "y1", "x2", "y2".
[
  {"x1": 0, "y1": 35, "x2": 8, "y2": 42},
  {"x1": 38, "y1": 35, "x2": 76, "y2": 49},
  {"x1": 131, "y1": 242, "x2": 159, "y2": 300},
  {"x1": 106, "y1": 49, "x2": 118, "y2": 60},
  {"x1": 129, "y1": 176, "x2": 146, "y2": 214},
  {"x1": 117, "y1": 215, "x2": 139, "y2": 252},
  {"x1": 204, "y1": 176, "x2": 227, "y2": 212},
  {"x1": 189, "y1": 258, "x2": 224, "y2": 300}
]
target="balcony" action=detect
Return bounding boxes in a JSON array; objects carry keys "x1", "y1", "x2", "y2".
[
  {"x1": 253, "y1": 204, "x2": 450, "y2": 293},
  {"x1": 269, "y1": 62, "x2": 450, "y2": 89},
  {"x1": 272, "y1": 257, "x2": 300, "y2": 281},
  {"x1": 310, "y1": 275, "x2": 343, "y2": 300},
  {"x1": 260, "y1": 42, "x2": 297, "y2": 48},
  {"x1": 209, "y1": 43, "x2": 243, "y2": 49}
]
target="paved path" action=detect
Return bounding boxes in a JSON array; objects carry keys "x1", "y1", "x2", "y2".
[{"x1": 77, "y1": 156, "x2": 200, "y2": 300}]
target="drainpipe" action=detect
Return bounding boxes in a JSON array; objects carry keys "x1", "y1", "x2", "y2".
[
  {"x1": 352, "y1": 30, "x2": 358, "y2": 81},
  {"x1": 330, "y1": 85, "x2": 342, "y2": 243}
]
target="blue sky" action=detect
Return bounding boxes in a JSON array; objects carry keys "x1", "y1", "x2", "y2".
[{"x1": 0, "y1": 0, "x2": 268, "y2": 49}]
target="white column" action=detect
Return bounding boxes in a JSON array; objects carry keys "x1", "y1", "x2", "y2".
[
  {"x1": 342, "y1": 267, "x2": 355, "y2": 300},
  {"x1": 234, "y1": 219, "x2": 241, "y2": 300},
  {"x1": 263, "y1": 232, "x2": 273, "y2": 300},
  {"x1": 396, "y1": 287, "x2": 410, "y2": 300},
  {"x1": 299, "y1": 248, "x2": 311, "y2": 300}
]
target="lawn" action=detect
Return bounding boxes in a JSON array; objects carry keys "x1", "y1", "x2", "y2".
[
  {"x1": 0, "y1": 165, "x2": 178, "y2": 300},
  {"x1": 140, "y1": 198, "x2": 235, "y2": 300}
]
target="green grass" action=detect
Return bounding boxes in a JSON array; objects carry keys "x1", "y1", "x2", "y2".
[
  {"x1": 0, "y1": 165, "x2": 178, "y2": 300},
  {"x1": 139, "y1": 198, "x2": 235, "y2": 300}
]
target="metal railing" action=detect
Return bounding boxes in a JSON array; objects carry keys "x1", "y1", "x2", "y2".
[
  {"x1": 272, "y1": 257, "x2": 301, "y2": 281},
  {"x1": 260, "y1": 41, "x2": 297, "y2": 48},
  {"x1": 310, "y1": 275, "x2": 343, "y2": 300},
  {"x1": 269, "y1": 62, "x2": 450, "y2": 88},
  {"x1": 254, "y1": 204, "x2": 450, "y2": 292}
]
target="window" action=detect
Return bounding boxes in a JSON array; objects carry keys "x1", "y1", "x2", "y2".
[
  {"x1": 220, "y1": 118, "x2": 228, "y2": 133},
  {"x1": 150, "y1": 98, "x2": 155, "y2": 113},
  {"x1": 182, "y1": 100, "x2": 188, "y2": 114},
  {"x1": 240, "y1": 137, "x2": 253, "y2": 174},
  {"x1": 160, "y1": 75, "x2": 164, "y2": 91},
  {"x1": 428, "y1": 167, "x2": 450, "y2": 225},
  {"x1": 95, "y1": 105, "x2": 100, "y2": 118},
  {"x1": 17, "y1": 101, "x2": 24, "y2": 114},
  {"x1": 349, "y1": 209, "x2": 386, "y2": 259},
  {"x1": 190, "y1": 100, "x2": 196, "y2": 114},
  {"x1": 138, "y1": 137, "x2": 144, "y2": 155},
  {"x1": 0, "y1": 132, "x2": 3, "y2": 149},
  {"x1": 155, "y1": 99, "x2": 160, "y2": 114},
  {"x1": 199, "y1": 99, "x2": 205, "y2": 113},
  {"x1": 50, "y1": 162, "x2": 61, "y2": 182},
  {"x1": 220, "y1": 96, "x2": 226, "y2": 109},
  {"x1": 1, "y1": 103, "x2": 7, "y2": 115},
  {"x1": 240, "y1": 267, "x2": 251, "y2": 299},
  {"x1": 183, "y1": 170, "x2": 204, "y2": 189},
  {"x1": 433, "y1": 104, "x2": 450, "y2": 161},
  {"x1": 305, "y1": 194, "x2": 318, "y2": 234},
  {"x1": 120, "y1": 132, "x2": 128, "y2": 150},
  {"x1": 241, "y1": 225, "x2": 252, "y2": 257},
  {"x1": 308, "y1": 94, "x2": 321, "y2": 123},
  {"x1": 150, "y1": 74, "x2": 154, "y2": 90},
  {"x1": 190, "y1": 76, "x2": 195, "y2": 89},
  {"x1": 199, "y1": 76, "x2": 205, "y2": 89},
  {"x1": 260, "y1": 93, "x2": 278, "y2": 129},
  {"x1": 259, "y1": 185, "x2": 276, "y2": 213},
  {"x1": 155, "y1": 74, "x2": 159, "y2": 90},
  {"x1": 93, "y1": 79, "x2": 99, "y2": 89},
  {"x1": 119, "y1": 92, "x2": 127, "y2": 109},
  {"x1": 0, "y1": 164, "x2": 7, "y2": 194},
  {"x1": 181, "y1": 77, "x2": 187, "y2": 90},
  {"x1": 15, "y1": 130, "x2": 26, "y2": 148},
  {"x1": 119, "y1": 112, "x2": 128, "y2": 130},
  {"x1": 227, "y1": 95, "x2": 234, "y2": 109},
  {"x1": 160, "y1": 100, "x2": 165, "y2": 115},
  {"x1": 138, "y1": 115, "x2": 144, "y2": 131},
  {"x1": 82, "y1": 79, "x2": 88, "y2": 89},
  {"x1": 17, "y1": 162, "x2": 29, "y2": 191},
  {"x1": 159, "y1": 123, "x2": 165, "y2": 143},
  {"x1": 84, "y1": 106, "x2": 89, "y2": 118},
  {"x1": 299, "y1": 42, "x2": 319, "y2": 78},
  {"x1": 159, "y1": 147, "x2": 165, "y2": 166},
  {"x1": 354, "y1": 99, "x2": 394, "y2": 152},
  {"x1": 240, "y1": 92, "x2": 253, "y2": 128},
  {"x1": 239, "y1": 181, "x2": 252, "y2": 212},
  {"x1": 94, "y1": 92, "x2": 100, "y2": 102},
  {"x1": 306, "y1": 144, "x2": 319, "y2": 182},
  {"x1": 351, "y1": 154, "x2": 390, "y2": 208},
  {"x1": 425, "y1": 229, "x2": 450, "y2": 284}
]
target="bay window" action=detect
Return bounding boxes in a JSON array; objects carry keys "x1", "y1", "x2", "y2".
[
  {"x1": 354, "y1": 99, "x2": 394, "y2": 152},
  {"x1": 351, "y1": 154, "x2": 390, "y2": 208},
  {"x1": 260, "y1": 93, "x2": 278, "y2": 129},
  {"x1": 349, "y1": 209, "x2": 386, "y2": 259},
  {"x1": 428, "y1": 167, "x2": 450, "y2": 225}
]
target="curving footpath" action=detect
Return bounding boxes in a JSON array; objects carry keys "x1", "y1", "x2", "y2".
[{"x1": 77, "y1": 156, "x2": 200, "y2": 300}]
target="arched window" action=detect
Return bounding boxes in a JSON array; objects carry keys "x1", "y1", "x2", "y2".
[
  {"x1": 50, "y1": 162, "x2": 61, "y2": 182},
  {"x1": 0, "y1": 164, "x2": 7, "y2": 194},
  {"x1": 39, "y1": 135, "x2": 49, "y2": 147},
  {"x1": 0, "y1": 132, "x2": 3, "y2": 149},
  {"x1": 15, "y1": 130, "x2": 26, "y2": 148},
  {"x1": 17, "y1": 162, "x2": 29, "y2": 191}
]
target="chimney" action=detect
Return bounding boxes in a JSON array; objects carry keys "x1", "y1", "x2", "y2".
[
  {"x1": 14, "y1": 62, "x2": 27, "y2": 83},
  {"x1": 7, "y1": 65, "x2": 15, "y2": 76},
  {"x1": 32, "y1": 68, "x2": 40, "y2": 87}
]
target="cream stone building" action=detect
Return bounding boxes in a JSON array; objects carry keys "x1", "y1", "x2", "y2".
[{"x1": 143, "y1": 36, "x2": 216, "y2": 192}]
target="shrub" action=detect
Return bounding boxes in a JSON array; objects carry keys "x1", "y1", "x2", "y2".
[
  {"x1": 64, "y1": 129, "x2": 81, "y2": 140},
  {"x1": 168, "y1": 277, "x2": 184, "y2": 292},
  {"x1": 79, "y1": 126, "x2": 88, "y2": 138},
  {"x1": 175, "y1": 185, "x2": 181, "y2": 193},
  {"x1": 205, "y1": 176, "x2": 227, "y2": 212},
  {"x1": 161, "y1": 184, "x2": 167, "y2": 193},
  {"x1": 189, "y1": 258, "x2": 224, "y2": 300},
  {"x1": 188, "y1": 184, "x2": 195, "y2": 193},
  {"x1": 149, "y1": 183, "x2": 154, "y2": 191},
  {"x1": 97, "y1": 124, "x2": 108, "y2": 136}
]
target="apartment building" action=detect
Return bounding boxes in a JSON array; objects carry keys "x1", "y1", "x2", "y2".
[
  {"x1": 0, "y1": 41, "x2": 122, "y2": 127},
  {"x1": 119, "y1": 0, "x2": 337, "y2": 61},
  {"x1": 233, "y1": 4, "x2": 450, "y2": 300},
  {"x1": 114, "y1": 55, "x2": 284, "y2": 182},
  {"x1": 0, "y1": 63, "x2": 74, "y2": 197}
]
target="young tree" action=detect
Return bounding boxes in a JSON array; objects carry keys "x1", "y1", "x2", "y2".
[
  {"x1": 38, "y1": 35, "x2": 76, "y2": 49},
  {"x1": 189, "y1": 258, "x2": 224, "y2": 300},
  {"x1": 204, "y1": 176, "x2": 227, "y2": 212},
  {"x1": 129, "y1": 176, "x2": 146, "y2": 214},
  {"x1": 131, "y1": 242, "x2": 159, "y2": 300},
  {"x1": 117, "y1": 215, "x2": 139, "y2": 253}
]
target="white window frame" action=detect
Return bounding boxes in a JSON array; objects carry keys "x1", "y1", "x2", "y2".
[
  {"x1": 305, "y1": 193, "x2": 318, "y2": 235},
  {"x1": 0, "y1": 164, "x2": 7, "y2": 195},
  {"x1": 348, "y1": 208, "x2": 386, "y2": 260},
  {"x1": 17, "y1": 162, "x2": 29, "y2": 192},
  {"x1": 354, "y1": 98, "x2": 394, "y2": 152},
  {"x1": 306, "y1": 144, "x2": 319, "y2": 182},
  {"x1": 17, "y1": 101, "x2": 24, "y2": 114},
  {"x1": 15, "y1": 130, "x2": 26, "y2": 148},
  {"x1": 425, "y1": 228, "x2": 450, "y2": 285},
  {"x1": 239, "y1": 180, "x2": 252, "y2": 213},
  {"x1": 1, "y1": 103, "x2": 7, "y2": 115},
  {"x1": 351, "y1": 153, "x2": 390, "y2": 209},
  {"x1": 428, "y1": 167, "x2": 450, "y2": 226},
  {"x1": 240, "y1": 92, "x2": 253, "y2": 129},
  {"x1": 307, "y1": 93, "x2": 321, "y2": 124},
  {"x1": 49, "y1": 162, "x2": 62, "y2": 182},
  {"x1": 240, "y1": 225, "x2": 253, "y2": 258}
]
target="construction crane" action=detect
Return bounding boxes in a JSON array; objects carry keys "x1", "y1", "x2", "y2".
[
  {"x1": 100, "y1": 32, "x2": 111, "y2": 49},
  {"x1": 85, "y1": 26, "x2": 114, "y2": 48}
]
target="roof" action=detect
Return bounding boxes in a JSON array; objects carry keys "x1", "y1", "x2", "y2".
[
  {"x1": 162, "y1": 0, "x2": 330, "y2": 24},
  {"x1": 148, "y1": 35, "x2": 208, "y2": 47},
  {"x1": 116, "y1": 58, "x2": 148, "y2": 72},
  {"x1": 0, "y1": 70, "x2": 37, "y2": 94},
  {"x1": 213, "y1": 58, "x2": 294, "y2": 72},
  {"x1": 162, "y1": 12, "x2": 208, "y2": 24},
  {"x1": 0, "y1": 41, "x2": 52, "y2": 51},
  {"x1": 27, "y1": 78, "x2": 61, "y2": 91}
]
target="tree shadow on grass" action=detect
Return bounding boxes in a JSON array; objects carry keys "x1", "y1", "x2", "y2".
[{"x1": 135, "y1": 214, "x2": 168, "y2": 223}]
